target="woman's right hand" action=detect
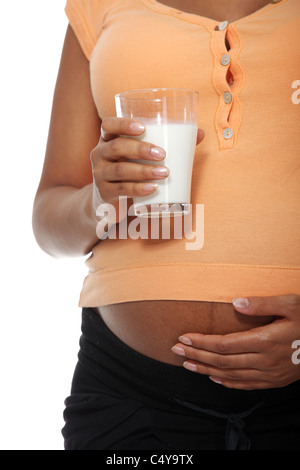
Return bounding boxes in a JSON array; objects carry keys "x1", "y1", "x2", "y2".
[{"x1": 90, "y1": 117, "x2": 168, "y2": 223}]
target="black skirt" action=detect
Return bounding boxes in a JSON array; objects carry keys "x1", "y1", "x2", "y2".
[{"x1": 62, "y1": 308, "x2": 300, "y2": 450}]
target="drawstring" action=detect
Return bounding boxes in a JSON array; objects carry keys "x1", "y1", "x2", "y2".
[{"x1": 172, "y1": 398, "x2": 263, "y2": 450}]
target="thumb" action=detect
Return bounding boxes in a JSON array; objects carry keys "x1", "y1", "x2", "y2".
[{"x1": 232, "y1": 294, "x2": 299, "y2": 317}]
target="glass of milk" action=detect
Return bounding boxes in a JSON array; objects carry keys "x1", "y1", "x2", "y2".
[{"x1": 115, "y1": 88, "x2": 198, "y2": 217}]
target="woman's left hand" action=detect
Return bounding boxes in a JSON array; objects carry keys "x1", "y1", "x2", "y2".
[{"x1": 172, "y1": 295, "x2": 300, "y2": 390}]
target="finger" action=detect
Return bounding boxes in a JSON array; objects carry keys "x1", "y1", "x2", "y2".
[
  {"x1": 100, "y1": 117, "x2": 146, "y2": 141},
  {"x1": 232, "y1": 294, "x2": 300, "y2": 317},
  {"x1": 100, "y1": 136, "x2": 166, "y2": 162},
  {"x1": 98, "y1": 180, "x2": 158, "y2": 202},
  {"x1": 209, "y1": 376, "x2": 274, "y2": 390},
  {"x1": 172, "y1": 343, "x2": 259, "y2": 369},
  {"x1": 183, "y1": 360, "x2": 268, "y2": 384},
  {"x1": 196, "y1": 128, "x2": 205, "y2": 145},
  {"x1": 178, "y1": 330, "x2": 264, "y2": 355},
  {"x1": 102, "y1": 161, "x2": 169, "y2": 182}
]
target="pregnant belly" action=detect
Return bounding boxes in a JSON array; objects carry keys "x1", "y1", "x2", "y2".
[{"x1": 94, "y1": 300, "x2": 274, "y2": 366}]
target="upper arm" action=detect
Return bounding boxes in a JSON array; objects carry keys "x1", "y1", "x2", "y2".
[{"x1": 36, "y1": 24, "x2": 101, "y2": 193}]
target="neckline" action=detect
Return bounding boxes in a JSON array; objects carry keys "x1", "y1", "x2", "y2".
[{"x1": 141, "y1": 0, "x2": 288, "y2": 28}]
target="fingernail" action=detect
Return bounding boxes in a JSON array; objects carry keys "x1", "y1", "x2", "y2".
[
  {"x1": 153, "y1": 167, "x2": 169, "y2": 177},
  {"x1": 183, "y1": 361, "x2": 197, "y2": 372},
  {"x1": 150, "y1": 147, "x2": 166, "y2": 160},
  {"x1": 143, "y1": 183, "x2": 158, "y2": 193},
  {"x1": 179, "y1": 336, "x2": 192, "y2": 346},
  {"x1": 130, "y1": 122, "x2": 145, "y2": 133},
  {"x1": 171, "y1": 346, "x2": 185, "y2": 356},
  {"x1": 232, "y1": 298, "x2": 250, "y2": 308},
  {"x1": 209, "y1": 376, "x2": 223, "y2": 385}
]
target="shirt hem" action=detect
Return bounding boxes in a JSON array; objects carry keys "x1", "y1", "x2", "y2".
[{"x1": 78, "y1": 264, "x2": 300, "y2": 307}]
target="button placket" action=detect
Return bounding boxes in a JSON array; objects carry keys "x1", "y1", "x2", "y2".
[{"x1": 211, "y1": 22, "x2": 235, "y2": 148}]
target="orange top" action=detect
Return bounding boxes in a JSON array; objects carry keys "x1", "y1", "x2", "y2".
[{"x1": 65, "y1": 0, "x2": 300, "y2": 307}]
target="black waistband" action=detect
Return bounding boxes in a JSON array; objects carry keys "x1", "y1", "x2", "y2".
[{"x1": 78, "y1": 308, "x2": 300, "y2": 414}]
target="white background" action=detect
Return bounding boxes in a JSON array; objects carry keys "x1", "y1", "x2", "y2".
[{"x1": 1, "y1": 1, "x2": 87, "y2": 450}]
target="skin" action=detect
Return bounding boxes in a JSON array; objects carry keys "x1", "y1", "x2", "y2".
[
  {"x1": 156, "y1": 0, "x2": 272, "y2": 22},
  {"x1": 172, "y1": 295, "x2": 300, "y2": 390},
  {"x1": 32, "y1": 0, "x2": 300, "y2": 391}
]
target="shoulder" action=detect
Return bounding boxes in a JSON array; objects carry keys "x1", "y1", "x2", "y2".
[{"x1": 65, "y1": 0, "x2": 110, "y2": 60}]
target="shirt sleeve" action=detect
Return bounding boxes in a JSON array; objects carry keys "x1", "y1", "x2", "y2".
[{"x1": 65, "y1": 0, "x2": 108, "y2": 60}]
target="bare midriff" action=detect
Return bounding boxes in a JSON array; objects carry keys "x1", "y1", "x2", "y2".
[{"x1": 94, "y1": 301, "x2": 273, "y2": 365}]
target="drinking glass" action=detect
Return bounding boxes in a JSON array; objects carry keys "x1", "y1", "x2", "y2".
[{"x1": 115, "y1": 88, "x2": 198, "y2": 217}]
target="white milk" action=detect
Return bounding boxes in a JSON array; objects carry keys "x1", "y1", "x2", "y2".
[{"x1": 132, "y1": 122, "x2": 198, "y2": 210}]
